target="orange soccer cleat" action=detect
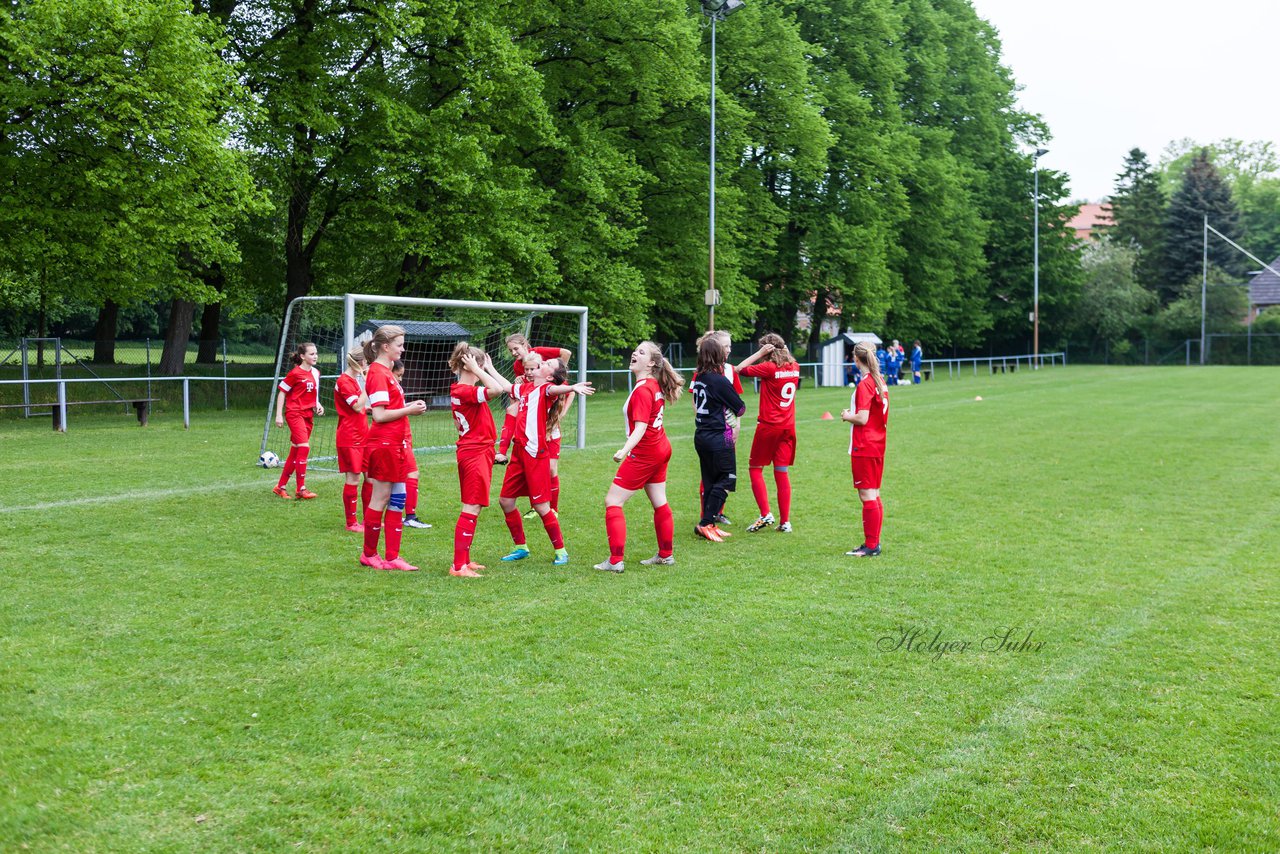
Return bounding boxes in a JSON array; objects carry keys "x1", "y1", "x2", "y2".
[
  {"x1": 272, "y1": 485, "x2": 291, "y2": 499},
  {"x1": 449, "y1": 564, "x2": 483, "y2": 578},
  {"x1": 296, "y1": 488, "x2": 318, "y2": 500},
  {"x1": 382, "y1": 557, "x2": 419, "y2": 572}
]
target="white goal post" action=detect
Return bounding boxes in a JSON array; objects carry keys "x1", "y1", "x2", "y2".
[{"x1": 259, "y1": 293, "x2": 589, "y2": 470}]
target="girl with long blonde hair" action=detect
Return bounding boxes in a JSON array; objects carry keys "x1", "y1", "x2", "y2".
[{"x1": 840, "y1": 341, "x2": 889, "y2": 557}]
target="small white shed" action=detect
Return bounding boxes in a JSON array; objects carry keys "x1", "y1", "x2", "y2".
[{"x1": 819, "y1": 331, "x2": 882, "y2": 387}]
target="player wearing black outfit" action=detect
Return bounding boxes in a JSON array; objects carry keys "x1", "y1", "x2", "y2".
[{"x1": 690, "y1": 336, "x2": 746, "y2": 542}]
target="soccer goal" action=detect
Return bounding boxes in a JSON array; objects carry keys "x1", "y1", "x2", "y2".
[{"x1": 259, "y1": 294, "x2": 589, "y2": 471}]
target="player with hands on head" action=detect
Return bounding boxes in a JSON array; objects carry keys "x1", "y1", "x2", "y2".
[
  {"x1": 273, "y1": 342, "x2": 324, "y2": 500},
  {"x1": 594, "y1": 341, "x2": 685, "y2": 573},
  {"x1": 737, "y1": 333, "x2": 801, "y2": 533}
]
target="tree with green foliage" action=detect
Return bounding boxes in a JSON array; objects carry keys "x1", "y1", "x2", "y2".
[
  {"x1": 1108, "y1": 148, "x2": 1167, "y2": 297},
  {"x1": 1163, "y1": 148, "x2": 1242, "y2": 299},
  {"x1": 1073, "y1": 236, "x2": 1155, "y2": 361}
]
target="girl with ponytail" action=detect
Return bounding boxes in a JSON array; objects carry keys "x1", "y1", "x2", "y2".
[
  {"x1": 840, "y1": 341, "x2": 889, "y2": 557},
  {"x1": 736, "y1": 333, "x2": 802, "y2": 533},
  {"x1": 594, "y1": 341, "x2": 684, "y2": 573},
  {"x1": 272, "y1": 342, "x2": 324, "y2": 500},
  {"x1": 334, "y1": 349, "x2": 370, "y2": 531}
]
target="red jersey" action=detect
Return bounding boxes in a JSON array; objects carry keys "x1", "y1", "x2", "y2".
[
  {"x1": 514, "y1": 381, "x2": 557, "y2": 458},
  {"x1": 279, "y1": 365, "x2": 319, "y2": 413},
  {"x1": 451, "y1": 382, "x2": 497, "y2": 450},
  {"x1": 850, "y1": 374, "x2": 889, "y2": 457},
  {"x1": 334, "y1": 373, "x2": 368, "y2": 448},
  {"x1": 365, "y1": 361, "x2": 407, "y2": 445},
  {"x1": 623, "y1": 377, "x2": 670, "y2": 460},
  {"x1": 740, "y1": 361, "x2": 800, "y2": 428}
]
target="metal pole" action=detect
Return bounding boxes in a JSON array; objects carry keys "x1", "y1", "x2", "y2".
[
  {"x1": 183, "y1": 378, "x2": 190, "y2": 430},
  {"x1": 146, "y1": 338, "x2": 152, "y2": 404},
  {"x1": 1033, "y1": 155, "x2": 1040, "y2": 370},
  {"x1": 577, "y1": 308, "x2": 588, "y2": 450},
  {"x1": 56, "y1": 380, "x2": 66, "y2": 433},
  {"x1": 708, "y1": 15, "x2": 717, "y2": 333},
  {"x1": 21, "y1": 339, "x2": 30, "y2": 418},
  {"x1": 1200, "y1": 214, "x2": 1208, "y2": 365},
  {"x1": 223, "y1": 338, "x2": 229, "y2": 410}
]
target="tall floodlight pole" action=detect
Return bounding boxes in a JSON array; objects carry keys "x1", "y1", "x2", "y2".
[
  {"x1": 700, "y1": 0, "x2": 744, "y2": 332},
  {"x1": 1201, "y1": 214, "x2": 1208, "y2": 365},
  {"x1": 1032, "y1": 147, "x2": 1048, "y2": 368}
]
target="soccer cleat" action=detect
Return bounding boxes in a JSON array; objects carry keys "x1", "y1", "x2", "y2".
[
  {"x1": 694, "y1": 524, "x2": 725, "y2": 543},
  {"x1": 552, "y1": 550, "x2": 570, "y2": 566},
  {"x1": 345, "y1": 522, "x2": 365, "y2": 533},
  {"x1": 640, "y1": 554, "x2": 676, "y2": 566},
  {"x1": 845, "y1": 544, "x2": 882, "y2": 557},
  {"x1": 466, "y1": 562, "x2": 487, "y2": 572},
  {"x1": 358, "y1": 552, "x2": 389, "y2": 569},
  {"x1": 747, "y1": 513, "x2": 776, "y2": 532},
  {"x1": 404, "y1": 515, "x2": 432, "y2": 529},
  {"x1": 272, "y1": 485, "x2": 291, "y2": 499},
  {"x1": 523, "y1": 508, "x2": 540, "y2": 520},
  {"x1": 450, "y1": 564, "x2": 483, "y2": 578},
  {"x1": 710, "y1": 525, "x2": 731, "y2": 538},
  {"x1": 500, "y1": 547, "x2": 530, "y2": 562},
  {"x1": 381, "y1": 556, "x2": 420, "y2": 571},
  {"x1": 296, "y1": 488, "x2": 318, "y2": 500},
  {"x1": 593, "y1": 559, "x2": 625, "y2": 573},
  {"x1": 777, "y1": 521, "x2": 793, "y2": 533},
  {"x1": 714, "y1": 513, "x2": 732, "y2": 526}
]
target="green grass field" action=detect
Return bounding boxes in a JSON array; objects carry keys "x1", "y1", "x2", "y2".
[{"x1": 2, "y1": 366, "x2": 1277, "y2": 851}]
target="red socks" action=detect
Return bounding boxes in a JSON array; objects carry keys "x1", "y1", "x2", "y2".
[
  {"x1": 774, "y1": 470, "x2": 791, "y2": 524},
  {"x1": 384, "y1": 510, "x2": 403, "y2": 561},
  {"x1": 277, "y1": 448, "x2": 296, "y2": 488},
  {"x1": 454, "y1": 512, "x2": 478, "y2": 569},
  {"x1": 293, "y1": 446, "x2": 309, "y2": 489},
  {"x1": 749, "y1": 467, "x2": 769, "y2": 516},
  {"x1": 362, "y1": 507, "x2": 383, "y2": 557},
  {"x1": 342, "y1": 483, "x2": 358, "y2": 526},
  {"x1": 504, "y1": 507, "x2": 526, "y2": 547},
  {"x1": 541, "y1": 511, "x2": 565, "y2": 550},
  {"x1": 605, "y1": 505, "x2": 626, "y2": 563},
  {"x1": 861, "y1": 497, "x2": 883, "y2": 549},
  {"x1": 653, "y1": 503, "x2": 674, "y2": 558},
  {"x1": 361, "y1": 479, "x2": 372, "y2": 514},
  {"x1": 550, "y1": 476, "x2": 560, "y2": 513},
  {"x1": 406, "y1": 478, "x2": 418, "y2": 516}
]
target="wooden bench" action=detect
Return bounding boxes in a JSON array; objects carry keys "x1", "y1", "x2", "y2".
[
  {"x1": 990, "y1": 363, "x2": 1018, "y2": 374},
  {"x1": 0, "y1": 398, "x2": 158, "y2": 430}
]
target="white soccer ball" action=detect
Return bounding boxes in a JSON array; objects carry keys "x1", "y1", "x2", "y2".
[{"x1": 258, "y1": 450, "x2": 281, "y2": 468}]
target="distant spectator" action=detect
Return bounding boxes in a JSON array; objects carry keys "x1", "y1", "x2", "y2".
[{"x1": 911, "y1": 340, "x2": 923, "y2": 384}]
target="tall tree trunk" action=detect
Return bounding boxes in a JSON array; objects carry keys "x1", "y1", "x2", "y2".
[
  {"x1": 159, "y1": 298, "x2": 196, "y2": 376},
  {"x1": 93, "y1": 300, "x2": 120, "y2": 364},
  {"x1": 806, "y1": 287, "x2": 829, "y2": 361},
  {"x1": 196, "y1": 263, "x2": 226, "y2": 364}
]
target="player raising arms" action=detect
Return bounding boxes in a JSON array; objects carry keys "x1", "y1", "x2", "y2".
[
  {"x1": 358, "y1": 325, "x2": 427, "y2": 571},
  {"x1": 446, "y1": 343, "x2": 512, "y2": 578},
  {"x1": 736, "y1": 333, "x2": 801, "y2": 533},
  {"x1": 334, "y1": 350, "x2": 370, "y2": 531},
  {"x1": 498, "y1": 354, "x2": 593, "y2": 566},
  {"x1": 593, "y1": 341, "x2": 684, "y2": 573},
  {"x1": 690, "y1": 335, "x2": 746, "y2": 543},
  {"x1": 272, "y1": 342, "x2": 323, "y2": 500},
  {"x1": 501, "y1": 334, "x2": 572, "y2": 517},
  {"x1": 841, "y1": 341, "x2": 889, "y2": 557},
  {"x1": 391, "y1": 360, "x2": 431, "y2": 531}
]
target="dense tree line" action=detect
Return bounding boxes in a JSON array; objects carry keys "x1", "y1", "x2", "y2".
[{"x1": 2, "y1": 0, "x2": 1080, "y2": 370}]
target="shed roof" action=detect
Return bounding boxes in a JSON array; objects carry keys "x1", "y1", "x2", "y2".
[
  {"x1": 1249, "y1": 256, "x2": 1280, "y2": 307},
  {"x1": 355, "y1": 319, "x2": 472, "y2": 341}
]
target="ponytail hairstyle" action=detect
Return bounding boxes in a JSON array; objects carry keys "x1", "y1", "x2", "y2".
[
  {"x1": 758, "y1": 332, "x2": 793, "y2": 366},
  {"x1": 637, "y1": 340, "x2": 683, "y2": 402},
  {"x1": 362, "y1": 324, "x2": 406, "y2": 363},
  {"x1": 853, "y1": 341, "x2": 888, "y2": 398},
  {"x1": 695, "y1": 334, "x2": 726, "y2": 378},
  {"x1": 345, "y1": 350, "x2": 366, "y2": 374},
  {"x1": 290, "y1": 342, "x2": 317, "y2": 366},
  {"x1": 448, "y1": 341, "x2": 486, "y2": 376},
  {"x1": 546, "y1": 358, "x2": 572, "y2": 434}
]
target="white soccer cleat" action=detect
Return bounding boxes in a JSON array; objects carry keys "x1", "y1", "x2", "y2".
[
  {"x1": 404, "y1": 515, "x2": 431, "y2": 529},
  {"x1": 639, "y1": 554, "x2": 676, "y2": 566},
  {"x1": 593, "y1": 559, "x2": 625, "y2": 574},
  {"x1": 747, "y1": 513, "x2": 776, "y2": 532},
  {"x1": 777, "y1": 521, "x2": 793, "y2": 533}
]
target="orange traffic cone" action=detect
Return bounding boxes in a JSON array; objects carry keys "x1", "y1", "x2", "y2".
[{"x1": 821, "y1": 411, "x2": 834, "y2": 420}]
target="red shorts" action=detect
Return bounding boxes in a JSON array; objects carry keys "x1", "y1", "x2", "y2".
[
  {"x1": 851, "y1": 455, "x2": 884, "y2": 490},
  {"x1": 500, "y1": 451, "x2": 552, "y2": 504},
  {"x1": 366, "y1": 442, "x2": 409, "y2": 483},
  {"x1": 548, "y1": 435, "x2": 562, "y2": 460},
  {"x1": 457, "y1": 448, "x2": 495, "y2": 506},
  {"x1": 749, "y1": 424, "x2": 796, "y2": 467},
  {"x1": 613, "y1": 449, "x2": 670, "y2": 491},
  {"x1": 336, "y1": 446, "x2": 365, "y2": 473},
  {"x1": 285, "y1": 411, "x2": 313, "y2": 444}
]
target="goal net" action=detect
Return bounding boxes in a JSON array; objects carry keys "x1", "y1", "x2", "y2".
[{"x1": 259, "y1": 294, "x2": 588, "y2": 471}]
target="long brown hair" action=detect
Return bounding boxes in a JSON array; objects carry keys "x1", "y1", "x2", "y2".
[
  {"x1": 853, "y1": 341, "x2": 887, "y2": 397},
  {"x1": 448, "y1": 341, "x2": 486, "y2": 375},
  {"x1": 758, "y1": 332, "x2": 794, "y2": 366},
  {"x1": 637, "y1": 340, "x2": 683, "y2": 402},
  {"x1": 362, "y1": 325, "x2": 405, "y2": 363},
  {"x1": 290, "y1": 342, "x2": 316, "y2": 366},
  {"x1": 546, "y1": 358, "x2": 572, "y2": 434},
  {"x1": 695, "y1": 335, "x2": 725, "y2": 377}
]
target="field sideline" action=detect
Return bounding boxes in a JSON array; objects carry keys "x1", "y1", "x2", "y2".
[{"x1": 2, "y1": 366, "x2": 1277, "y2": 850}]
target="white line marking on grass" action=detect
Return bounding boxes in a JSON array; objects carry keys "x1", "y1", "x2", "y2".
[{"x1": 0, "y1": 479, "x2": 268, "y2": 513}]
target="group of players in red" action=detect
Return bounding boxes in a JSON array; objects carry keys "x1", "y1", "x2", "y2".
[{"x1": 270, "y1": 325, "x2": 890, "y2": 574}]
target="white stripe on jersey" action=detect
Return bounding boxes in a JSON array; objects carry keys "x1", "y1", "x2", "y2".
[
  {"x1": 523, "y1": 385, "x2": 544, "y2": 455},
  {"x1": 278, "y1": 381, "x2": 293, "y2": 392},
  {"x1": 345, "y1": 394, "x2": 359, "y2": 406},
  {"x1": 369, "y1": 390, "x2": 390, "y2": 406}
]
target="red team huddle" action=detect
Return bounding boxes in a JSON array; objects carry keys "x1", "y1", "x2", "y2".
[{"x1": 270, "y1": 327, "x2": 891, "y2": 573}]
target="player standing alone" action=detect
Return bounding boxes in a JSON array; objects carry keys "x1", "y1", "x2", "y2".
[
  {"x1": 358, "y1": 325, "x2": 427, "y2": 571},
  {"x1": 841, "y1": 341, "x2": 889, "y2": 557},
  {"x1": 273, "y1": 342, "x2": 323, "y2": 500},
  {"x1": 736, "y1": 333, "x2": 800, "y2": 533},
  {"x1": 334, "y1": 350, "x2": 370, "y2": 530},
  {"x1": 594, "y1": 341, "x2": 684, "y2": 573}
]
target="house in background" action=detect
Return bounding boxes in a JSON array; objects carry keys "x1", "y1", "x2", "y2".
[
  {"x1": 1067, "y1": 203, "x2": 1113, "y2": 241},
  {"x1": 1247, "y1": 257, "x2": 1280, "y2": 324}
]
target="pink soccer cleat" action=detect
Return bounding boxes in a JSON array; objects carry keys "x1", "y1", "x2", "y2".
[
  {"x1": 358, "y1": 552, "x2": 388, "y2": 569},
  {"x1": 382, "y1": 557, "x2": 419, "y2": 572},
  {"x1": 449, "y1": 564, "x2": 483, "y2": 578},
  {"x1": 345, "y1": 522, "x2": 365, "y2": 533}
]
